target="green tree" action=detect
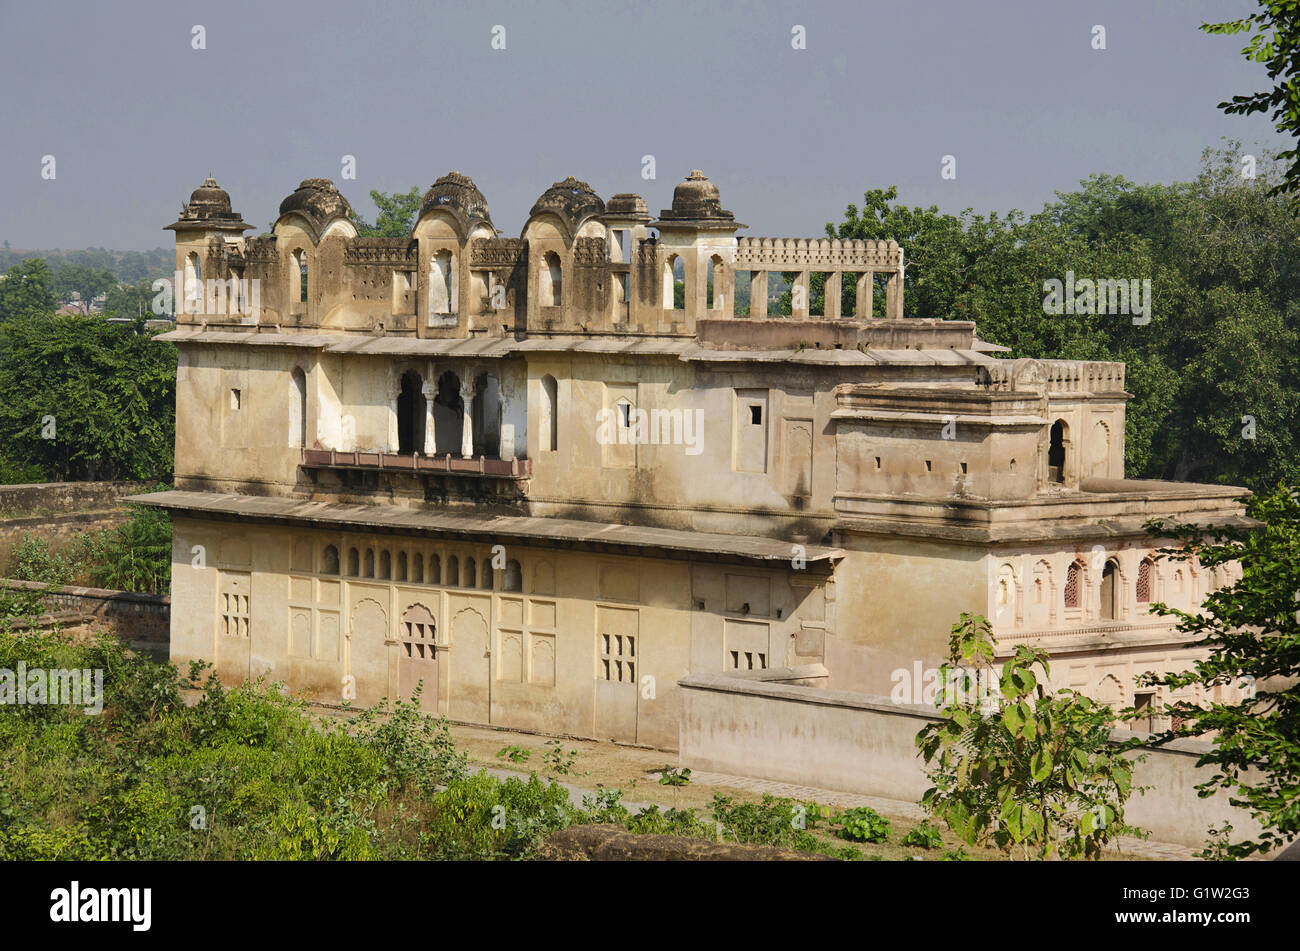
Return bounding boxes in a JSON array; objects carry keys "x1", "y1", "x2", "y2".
[
  {"x1": 0, "y1": 314, "x2": 175, "y2": 480},
  {"x1": 352, "y1": 187, "x2": 423, "y2": 237},
  {"x1": 0, "y1": 258, "x2": 56, "y2": 320},
  {"x1": 50, "y1": 262, "x2": 116, "y2": 307},
  {"x1": 1203, "y1": 3, "x2": 1300, "y2": 207},
  {"x1": 104, "y1": 279, "x2": 161, "y2": 319},
  {"x1": 1137, "y1": 484, "x2": 1300, "y2": 857},
  {"x1": 916, "y1": 614, "x2": 1145, "y2": 859}
]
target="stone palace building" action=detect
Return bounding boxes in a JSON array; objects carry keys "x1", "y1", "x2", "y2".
[{"x1": 137, "y1": 170, "x2": 1249, "y2": 748}]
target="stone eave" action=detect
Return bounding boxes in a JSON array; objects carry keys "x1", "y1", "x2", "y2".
[
  {"x1": 834, "y1": 483, "x2": 1253, "y2": 544},
  {"x1": 164, "y1": 219, "x2": 252, "y2": 232},
  {"x1": 130, "y1": 491, "x2": 844, "y2": 567}
]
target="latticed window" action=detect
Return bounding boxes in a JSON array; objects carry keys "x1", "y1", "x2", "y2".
[
  {"x1": 219, "y1": 573, "x2": 250, "y2": 638},
  {"x1": 1064, "y1": 561, "x2": 1082, "y2": 609},
  {"x1": 401, "y1": 607, "x2": 436, "y2": 660},
  {"x1": 1136, "y1": 558, "x2": 1152, "y2": 603},
  {"x1": 600, "y1": 633, "x2": 635, "y2": 683}
]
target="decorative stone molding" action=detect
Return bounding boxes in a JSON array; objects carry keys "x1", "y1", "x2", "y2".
[
  {"x1": 469, "y1": 239, "x2": 527, "y2": 268},
  {"x1": 734, "y1": 237, "x2": 902, "y2": 271},
  {"x1": 344, "y1": 239, "x2": 418, "y2": 268}
]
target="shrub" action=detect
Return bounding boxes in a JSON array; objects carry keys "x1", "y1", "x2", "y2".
[
  {"x1": 901, "y1": 821, "x2": 944, "y2": 850},
  {"x1": 839, "y1": 807, "x2": 892, "y2": 844}
]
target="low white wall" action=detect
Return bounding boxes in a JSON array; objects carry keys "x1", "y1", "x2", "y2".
[{"x1": 678, "y1": 673, "x2": 1265, "y2": 850}]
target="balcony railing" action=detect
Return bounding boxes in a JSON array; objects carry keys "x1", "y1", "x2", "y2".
[{"x1": 301, "y1": 448, "x2": 532, "y2": 478}]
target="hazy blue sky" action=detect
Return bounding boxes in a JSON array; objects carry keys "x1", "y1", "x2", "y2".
[{"x1": 0, "y1": 0, "x2": 1282, "y2": 250}]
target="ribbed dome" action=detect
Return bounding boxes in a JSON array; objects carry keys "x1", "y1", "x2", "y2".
[
  {"x1": 278, "y1": 178, "x2": 353, "y2": 225},
  {"x1": 529, "y1": 176, "x2": 605, "y2": 234},
  {"x1": 187, "y1": 177, "x2": 232, "y2": 217},
  {"x1": 165, "y1": 176, "x2": 249, "y2": 232},
  {"x1": 420, "y1": 171, "x2": 492, "y2": 228},
  {"x1": 658, "y1": 169, "x2": 735, "y2": 224}
]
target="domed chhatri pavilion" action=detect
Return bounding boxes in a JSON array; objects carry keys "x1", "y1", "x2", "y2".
[{"x1": 138, "y1": 168, "x2": 1247, "y2": 754}]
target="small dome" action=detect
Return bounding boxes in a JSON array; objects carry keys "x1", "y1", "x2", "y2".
[
  {"x1": 187, "y1": 177, "x2": 232, "y2": 217},
  {"x1": 278, "y1": 178, "x2": 353, "y2": 226},
  {"x1": 659, "y1": 169, "x2": 735, "y2": 223},
  {"x1": 166, "y1": 176, "x2": 248, "y2": 232},
  {"x1": 420, "y1": 171, "x2": 492, "y2": 228},
  {"x1": 529, "y1": 176, "x2": 605, "y2": 234}
]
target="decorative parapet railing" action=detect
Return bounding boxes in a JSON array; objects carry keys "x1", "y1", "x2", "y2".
[
  {"x1": 733, "y1": 237, "x2": 902, "y2": 272},
  {"x1": 993, "y1": 619, "x2": 1176, "y2": 650},
  {"x1": 343, "y1": 238, "x2": 418, "y2": 268},
  {"x1": 981, "y1": 360, "x2": 1126, "y2": 394},
  {"x1": 301, "y1": 448, "x2": 532, "y2": 478}
]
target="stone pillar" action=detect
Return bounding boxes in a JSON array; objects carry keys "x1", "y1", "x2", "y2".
[
  {"x1": 750, "y1": 271, "x2": 768, "y2": 317},
  {"x1": 885, "y1": 271, "x2": 902, "y2": 319},
  {"x1": 386, "y1": 376, "x2": 399, "y2": 452},
  {"x1": 856, "y1": 272, "x2": 873, "y2": 320},
  {"x1": 824, "y1": 272, "x2": 842, "y2": 319},
  {"x1": 422, "y1": 380, "x2": 437, "y2": 455},
  {"x1": 459, "y1": 372, "x2": 476, "y2": 458},
  {"x1": 792, "y1": 271, "x2": 810, "y2": 318}
]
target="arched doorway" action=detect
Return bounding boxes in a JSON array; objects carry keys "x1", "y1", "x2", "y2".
[
  {"x1": 471, "y1": 373, "x2": 502, "y2": 457},
  {"x1": 396, "y1": 369, "x2": 424, "y2": 455},
  {"x1": 1100, "y1": 560, "x2": 1118, "y2": 620},
  {"x1": 1049, "y1": 420, "x2": 1068, "y2": 483},
  {"x1": 433, "y1": 371, "x2": 463, "y2": 455}
]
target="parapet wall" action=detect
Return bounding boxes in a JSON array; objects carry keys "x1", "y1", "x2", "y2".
[
  {"x1": 678, "y1": 672, "x2": 1266, "y2": 850},
  {"x1": 0, "y1": 481, "x2": 143, "y2": 516},
  {"x1": 0, "y1": 578, "x2": 170, "y2": 648}
]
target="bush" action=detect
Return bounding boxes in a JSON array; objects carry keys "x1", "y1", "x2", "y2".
[
  {"x1": 839, "y1": 807, "x2": 892, "y2": 844},
  {"x1": 901, "y1": 821, "x2": 944, "y2": 850}
]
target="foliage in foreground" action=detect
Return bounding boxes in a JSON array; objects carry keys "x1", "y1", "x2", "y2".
[
  {"x1": 917, "y1": 614, "x2": 1145, "y2": 860},
  {"x1": 1136, "y1": 484, "x2": 1300, "y2": 858},
  {"x1": 0, "y1": 626, "x2": 910, "y2": 861},
  {"x1": 4, "y1": 503, "x2": 172, "y2": 596}
]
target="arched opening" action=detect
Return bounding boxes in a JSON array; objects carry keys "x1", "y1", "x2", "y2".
[
  {"x1": 541, "y1": 252, "x2": 562, "y2": 306},
  {"x1": 411, "y1": 552, "x2": 424, "y2": 584},
  {"x1": 433, "y1": 371, "x2": 463, "y2": 456},
  {"x1": 397, "y1": 369, "x2": 425, "y2": 455},
  {"x1": 293, "y1": 250, "x2": 308, "y2": 303},
  {"x1": 428, "y1": 554, "x2": 440, "y2": 585},
  {"x1": 1136, "y1": 557, "x2": 1153, "y2": 604},
  {"x1": 1101, "y1": 560, "x2": 1118, "y2": 620},
  {"x1": 289, "y1": 368, "x2": 307, "y2": 449},
  {"x1": 429, "y1": 250, "x2": 454, "y2": 316},
  {"x1": 446, "y1": 555, "x2": 459, "y2": 587},
  {"x1": 1064, "y1": 560, "x2": 1082, "y2": 609},
  {"x1": 347, "y1": 547, "x2": 359, "y2": 577},
  {"x1": 363, "y1": 548, "x2": 375, "y2": 578},
  {"x1": 504, "y1": 559, "x2": 522, "y2": 592},
  {"x1": 184, "y1": 252, "x2": 203, "y2": 313},
  {"x1": 464, "y1": 557, "x2": 477, "y2": 588},
  {"x1": 378, "y1": 550, "x2": 391, "y2": 580},
  {"x1": 540, "y1": 374, "x2": 558, "y2": 452},
  {"x1": 471, "y1": 373, "x2": 502, "y2": 457},
  {"x1": 396, "y1": 551, "x2": 408, "y2": 582},
  {"x1": 322, "y1": 545, "x2": 340, "y2": 575},
  {"x1": 1048, "y1": 420, "x2": 1068, "y2": 483}
]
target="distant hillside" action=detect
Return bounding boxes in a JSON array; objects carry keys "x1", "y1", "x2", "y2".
[{"x1": 0, "y1": 247, "x2": 173, "y2": 284}]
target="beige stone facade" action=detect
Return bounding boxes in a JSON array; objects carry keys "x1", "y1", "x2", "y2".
[{"x1": 139, "y1": 171, "x2": 1249, "y2": 747}]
